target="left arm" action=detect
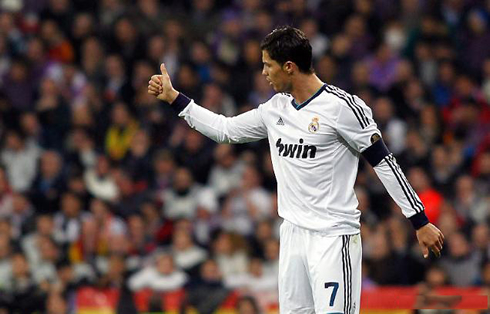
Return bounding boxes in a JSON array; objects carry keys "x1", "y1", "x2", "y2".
[{"x1": 335, "y1": 93, "x2": 444, "y2": 258}]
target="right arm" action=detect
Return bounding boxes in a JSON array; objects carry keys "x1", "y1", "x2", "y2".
[{"x1": 148, "y1": 63, "x2": 267, "y2": 144}]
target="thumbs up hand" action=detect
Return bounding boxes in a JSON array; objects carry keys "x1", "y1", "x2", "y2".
[{"x1": 148, "y1": 63, "x2": 179, "y2": 103}]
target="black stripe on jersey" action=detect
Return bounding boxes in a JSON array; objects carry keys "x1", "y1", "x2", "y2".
[
  {"x1": 325, "y1": 84, "x2": 369, "y2": 127},
  {"x1": 347, "y1": 93, "x2": 370, "y2": 127},
  {"x1": 384, "y1": 155, "x2": 422, "y2": 213},
  {"x1": 388, "y1": 154, "x2": 425, "y2": 212},
  {"x1": 341, "y1": 236, "x2": 347, "y2": 314},
  {"x1": 324, "y1": 85, "x2": 367, "y2": 129},
  {"x1": 346, "y1": 235, "x2": 352, "y2": 314}
]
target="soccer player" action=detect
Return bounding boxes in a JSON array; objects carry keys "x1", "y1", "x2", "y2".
[{"x1": 148, "y1": 26, "x2": 444, "y2": 314}]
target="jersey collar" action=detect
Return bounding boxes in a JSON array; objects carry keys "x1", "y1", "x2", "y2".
[{"x1": 291, "y1": 83, "x2": 327, "y2": 110}]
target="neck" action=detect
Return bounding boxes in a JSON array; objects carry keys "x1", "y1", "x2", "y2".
[{"x1": 290, "y1": 73, "x2": 324, "y2": 104}]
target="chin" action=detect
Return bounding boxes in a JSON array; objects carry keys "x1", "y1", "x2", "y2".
[{"x1": 272, "y1": 84, "x2": 284, "y2": 92}]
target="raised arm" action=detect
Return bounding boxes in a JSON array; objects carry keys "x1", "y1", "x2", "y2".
[
  {"x1": 334, "y1": 92, "x2": 444, "y2": 258},
  {"x1": 148, "y1": 63, "x2": 267, "y2": 144}
]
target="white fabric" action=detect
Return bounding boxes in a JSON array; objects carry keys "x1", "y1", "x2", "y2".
[
  {"x1": 128, "y1": 267, "x2": 188, "y2": 292},
  {"x1": 373, "y1": 155, "x2": 425, "y2": 219},
  {"x1": 278, "y1": 220, "x2": 361, "y2": 314},
  {"x1": 1, "y1": 143, "x2": 40, "y2": 192}
]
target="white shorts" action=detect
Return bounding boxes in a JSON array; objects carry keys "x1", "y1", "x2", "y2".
[{"x1": 278, "y1": 220, "x2": 362, "y2": 314}]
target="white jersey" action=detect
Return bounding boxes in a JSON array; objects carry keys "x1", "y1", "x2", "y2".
[{"x1": 175, "y1": 83, "x2": 428, "y2": 235}]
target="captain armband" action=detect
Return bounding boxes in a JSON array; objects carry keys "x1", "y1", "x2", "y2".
[{"x1": 361, "y1": 135, "x2": 390, "y2": 167}]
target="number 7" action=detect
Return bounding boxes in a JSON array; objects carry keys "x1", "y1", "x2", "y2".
[{"x1": 324, "y1": 282, "x2": 339, "y2": 306}]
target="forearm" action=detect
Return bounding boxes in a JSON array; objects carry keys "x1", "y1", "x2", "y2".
[
  {"x1": 170, "y1": 93, "x2": 267, "y2": 144},
  {"x1": 362, "y1": 140, "x2": 429, "y2": 229}
]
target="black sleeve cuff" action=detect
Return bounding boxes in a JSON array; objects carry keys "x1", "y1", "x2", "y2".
[
  {"x1": 361, "y1": 138, "x2": 390, "y2": 167},
  {"x1": 408, "y1": 211, "x2": 430, "y2": 230},
  {"x1": 170, "y1": 93, "x2": 191, "y2": 113}
]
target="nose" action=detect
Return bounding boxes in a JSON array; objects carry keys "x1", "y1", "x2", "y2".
[{"x1": 262, "y1": 67, "x2": 267, "y2": 76}]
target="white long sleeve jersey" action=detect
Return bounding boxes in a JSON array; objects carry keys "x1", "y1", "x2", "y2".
[{"x1": 175, "y1": 83, "x2": 428, "y2": 235}]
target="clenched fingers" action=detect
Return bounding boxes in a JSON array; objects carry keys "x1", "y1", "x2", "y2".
[{"x1": 430, "y1": 245, "x2": 441, "y2": 257}]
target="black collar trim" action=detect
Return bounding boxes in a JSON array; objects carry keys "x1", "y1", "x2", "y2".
[{"x1": 290, "y1": 84, "x2": 326, "y2": 110}]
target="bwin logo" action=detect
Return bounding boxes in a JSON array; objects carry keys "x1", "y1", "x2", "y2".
[{"x1": 276, "y1": 138, "x2": 317, "y2": 158}]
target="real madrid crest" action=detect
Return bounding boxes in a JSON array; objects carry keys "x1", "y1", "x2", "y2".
[{"x1": 308, "y1": 117, "x2": 320, "y2": 133}]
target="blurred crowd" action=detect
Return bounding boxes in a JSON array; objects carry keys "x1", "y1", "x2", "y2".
[{"x1": 0, "y1": 0, "x2": 489, "y2": 313}]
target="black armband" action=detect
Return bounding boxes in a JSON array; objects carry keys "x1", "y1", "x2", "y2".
[
  {"x1": 361, "y1": 138, "x2": 390, "y2": 167},
  {"x1": 171, "y1": 93, "x2": 191, "y2": 113},
  {"x1": 408, "y1": 211, "x2": 430, "y2": 230}
]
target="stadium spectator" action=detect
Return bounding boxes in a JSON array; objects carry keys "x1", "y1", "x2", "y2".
[{"x1": 128, "y1": 252, "x2": 187, "y2": 292}]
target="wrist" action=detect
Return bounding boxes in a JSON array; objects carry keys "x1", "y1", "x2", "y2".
[
  {"x1": 167, "y1": 89, "x2": 179, "y2": 104},
  {"x1": 170, "y1": 92, "x2": 191, "y2": 113},
  {"x1": 409, "y1": 211, "x2": 429, "y2": 230}
]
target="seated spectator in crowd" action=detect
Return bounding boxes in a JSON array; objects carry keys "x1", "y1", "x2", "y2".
[
  {"x1": 82, "y1": 198, "x2": 126, "y2": 259},
  {"x1": 471, "y1": 223, "x2": 489, "y2": 262},
  {"x1": 193, "y1": 186, "x2": 220, "y2": 246},
  {"x1": 123, "y1": 129, "x2": 152, "y2": 184},
  {"x1": 372, "y1": 97, "x2": 407, "y2": 155},
  {"x1": 151, "y1": 149, "x2": 175, "y2": 194},
  {"x1": 364, "y1": 227, "x2": 407, "y2": 285},
  {"x1": 140, "y1": 200, "x2": 173, "y2": 246},
  {"x1": 181, "y1": 259, "x2": 230, "y2": 314},
  {"x1": 0, "y1": 130, "x2": 41, "y2": 192},
  {"x1": 224, "y1": 258, "x2": 277, "y2": 310},
  {"x1": 249, "y1": 219, "x2": 277, "y2": 259},
  {"x1": 161, "y1": 167, "x2": 210, "y2": 220},
  {"x1": 105, "y1": 102, "x2": 139, "y2": 161},
  {"x1": 97, "y1": 254, "x2": 128, "y2": 289},
  {"x1": 423, "y1": 266, "x2": 449, "y2": 290},
  {"x1": 54, "y1": 192, "x2": 90, "y2": 245},
  {"x1": 262, "y1": 239, "x2": 279, "y2": 278},
  {"x1": 128, "y1": 252, "x2": 187, "y2": 292},
  {"x1": 22, "y1": 214, "x2": 60, "y2": 267},
  {"x1": 84, "y1": 155, "x2": 118, "y2": 202},
  {"x1": 1, "y1": 253, "x2": 45, "y2": 313},
  {"x1": 9, "y1": 192, "x2": 36, "y2": 238},
  {"x1": 113, "y1": 169, "x2": 148, "y2": 218},
  {"x1": 453, "y1": 175, "x2": 489, "y2": 224},
  {"x1": 173, "y1": 129, "x2": 214, "y2": 184},
  {"x1": 207, "y1": 144, "x2": 244, "y2": 199},
  {"x1": 170, "y1": 228, "x2": 207, "y2": 274},
  {"x1": 65, "y1": 128, "x2": 97, "y2": 173},
  {"x1": 440, "y1": 232, "x2": 481, "y2": 286},
  {"x1": 221, "y1": 165, "x2": 272, "y2": 236},
  {"x1": 30, "y1": 150, "x2": 65, "y2": 213},
  {"x1": 212, "y1": 231, "x2": 249, "y2": 280},
  {"x1": 52, "y1": 259, "x2": 94, "y2": 299},
  {"x1": 235, "y1": 295, "x2": 261, "y2": 314},
  {"x1": 126, "y1": 214, "x2": 153, "y2": 269}
]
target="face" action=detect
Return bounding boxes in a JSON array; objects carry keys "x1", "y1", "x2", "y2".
[{"x1": 262, "y1": 50, "x2": 292, "y2": 92}]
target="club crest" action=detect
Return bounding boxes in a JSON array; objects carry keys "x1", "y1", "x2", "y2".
[{"x1": 308, "y1": 117, "x2": 320, "y2": 133}]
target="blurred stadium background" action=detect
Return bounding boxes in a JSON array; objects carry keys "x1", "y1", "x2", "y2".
[{"x1": 0, "y1": 0, "x2": 489, "y2": 313}]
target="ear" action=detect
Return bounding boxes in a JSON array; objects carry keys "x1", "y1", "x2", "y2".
[{"x1": 283, "y1": 61, "x2": 295, "y2": 75}]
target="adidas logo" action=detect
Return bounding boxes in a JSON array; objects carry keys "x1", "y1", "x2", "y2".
[{"x1": 277, "y1": 117, "x2": 285, "y2": 126}]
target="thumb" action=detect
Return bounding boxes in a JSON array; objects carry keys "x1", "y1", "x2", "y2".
[
  {"x1": 422, "y1": 246, "x2": 429, "y2": 259},
  {"x1": 160, "y1": 63, "x2": 167, "y2": 75}
]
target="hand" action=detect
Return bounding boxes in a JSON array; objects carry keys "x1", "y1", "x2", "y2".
[
  {"x1": 147, "y1": 63, "x2": 179, "y2": 103},
  {"x1": 416, "y1": 223, "x2": 444, "y2": 258}
]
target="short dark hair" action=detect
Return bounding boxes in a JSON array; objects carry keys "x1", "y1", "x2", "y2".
[{"x1": 260, "y1": 26, "x2": 313, "y2": 73}]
